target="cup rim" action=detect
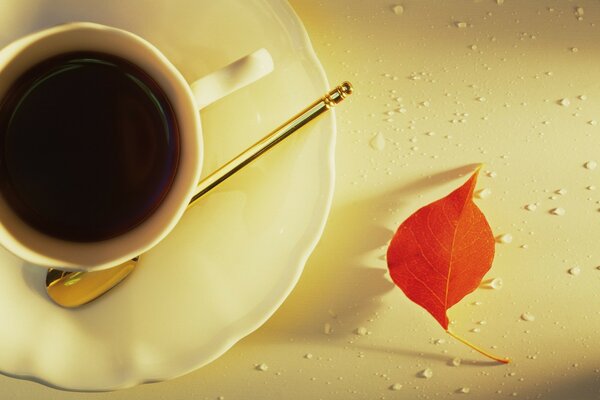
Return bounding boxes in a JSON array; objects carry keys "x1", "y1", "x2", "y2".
[{"x1": 0, "y1": 22, "x2": 203, "y2": 271}]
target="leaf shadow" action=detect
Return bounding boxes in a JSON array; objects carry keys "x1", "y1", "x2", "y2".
[
  {"x1": 246, "y1": 194, "x2": 397, "y2": 342},
  {"x1": 387, "y1": 163, "x2": 481, "y2": 198},
  {"x1": 351, "y1": 343, "x2": 504, "y2": 368},
  {"x1": 248, "y1": 164, "x2": 481, "y2": 349}
]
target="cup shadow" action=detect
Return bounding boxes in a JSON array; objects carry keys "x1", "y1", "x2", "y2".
[{"x1": 20, "y1": 262, "x2": 48, "y2": 301}]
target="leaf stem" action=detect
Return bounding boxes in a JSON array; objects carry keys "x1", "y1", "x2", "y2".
[{"x1": 446, "y1": 329, "x2": 510, "y2": 364}]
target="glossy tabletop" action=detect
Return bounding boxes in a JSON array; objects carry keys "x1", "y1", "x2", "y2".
[{"x1": 1, "y1": 0, "x2": 599, "y2": 399}]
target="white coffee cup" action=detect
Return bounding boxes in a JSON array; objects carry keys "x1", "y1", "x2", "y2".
[{"x1": 0, "y1": 22, "x2": 273, "y2": 271}]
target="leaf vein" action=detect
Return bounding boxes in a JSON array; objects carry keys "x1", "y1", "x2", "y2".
[{"x1": 403, "y1": 263, "x2": 446, "y2": 308}]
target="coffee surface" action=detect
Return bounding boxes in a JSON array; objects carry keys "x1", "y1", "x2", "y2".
[{"x1": 0, "y1": 52, "x2": 180, "y2": 242}]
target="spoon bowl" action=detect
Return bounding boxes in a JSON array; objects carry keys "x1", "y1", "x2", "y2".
[{"x1": 46, "y1": 81, "x2": 353, "y2": 308}]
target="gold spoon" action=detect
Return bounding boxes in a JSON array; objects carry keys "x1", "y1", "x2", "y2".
[{"x1": 46, "y1": 81, "x2": 353, "y2": 308}]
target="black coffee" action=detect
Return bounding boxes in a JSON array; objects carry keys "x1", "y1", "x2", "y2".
[{"x1": 0, "y1": 52, "x2": 180, "y2": 242}]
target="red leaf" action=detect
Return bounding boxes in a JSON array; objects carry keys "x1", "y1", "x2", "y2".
[{"x1": 386, "y1": 167, "x2": 494, "y2": 330}]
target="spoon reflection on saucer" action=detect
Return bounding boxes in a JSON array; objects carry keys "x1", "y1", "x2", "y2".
[{"x1": 46, "y1": 81, "x2": 353, "y2": 308}]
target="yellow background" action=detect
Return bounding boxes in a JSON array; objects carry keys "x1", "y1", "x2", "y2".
[{"x1": 1, "y1": 0, "x2": 599, "y2": 398}]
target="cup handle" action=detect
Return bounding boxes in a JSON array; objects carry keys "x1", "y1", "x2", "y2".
[{"x1": 190, "y1": 48, "x2": 273, "y2": 110}]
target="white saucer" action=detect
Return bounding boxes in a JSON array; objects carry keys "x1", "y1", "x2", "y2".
[{"x1": 0, "y1": 0, "x2": 335, "y2": 390}]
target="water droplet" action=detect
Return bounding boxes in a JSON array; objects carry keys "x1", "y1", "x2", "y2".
[
  {"x1": 496, "y1": 0, "x2": 504, "y2": 4},
  {"x1": 390, "y1": 383, "x2": 403, "y2": 391},
  {"x1": 584, "y1": 160, "x2": 597, "y2": 170},
  {"x1": 392, "y1": 4, "x2": 404, "y2": 15},
  {"x1": 475, "y1": 188, "x2": 492, "y2": 199},
  {"x1": 477, "y1": 96, "x2": 486, "y2": 102},
  {"x1": 558, "y1": 98, "x2": 571, "y2": 107},
  {"x1": 555, "y1": 188, "x2": 567, "y2": 195},
  {"x1": 568, "y1": 266, "x2": 581, "y2": 276},
  {"x1": 588, "y1": 120, "x2": 597, "y2": 126},
  {"x1": 355, "y1": 326, "x2": 368, "y2": 336},
  {"x1": 418, "y1": 368, "x2": 433, "y2": 379},
  {"x1": 481, "y1": 277, "x2": 503, "y2": 289},
  {"x1": 324, "y1": 323, "x2": 333, "y2": 334},
  {"x1": 304, "y1": 353, "x2": 314, "y2": 359},
  {"x1": 524, "y1": 203, "x2": 537, "y2": 211},
  {"x1": 496, "y1": 233, "x2": 513, "y2": 244},
  {"x1": 455, "y1": 21, "x2": 467, "y2": 28},
  {"x1": 256, "y1": 363, "x2": 269, "y2": 371},
  {"x1": 550, "y1": 207, "x2": 566, "y2": 216},
  {"x1": 521, "y1": 312, "x2": 535, "y2": 322},
  {"x1": 459, "y1": 387, "x2": 471, "y2": 394},
  {"x1": 470, "y1": 328, "x2": 481, "y2": 333},
  {"x1": 370, "y1": 133, "x2": 386, "y2": 151},
  {"x1": 571, "y1": 47, "x2": 579, "y2": 53},
  {"x1": 452, "y1": 357, "x2": 462, "y2": 367},
  {"x1": 587, "y1": 185, "x2": 596, "y2": 191}
]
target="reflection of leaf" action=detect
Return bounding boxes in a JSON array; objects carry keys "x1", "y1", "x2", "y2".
[{"x1": 386, "y1": 166, "x2": 509, "y2": 363}]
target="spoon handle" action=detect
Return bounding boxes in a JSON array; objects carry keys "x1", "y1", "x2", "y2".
[
  {"x1": 189, "y1": 81, "x2": 353, "y2": 205},
  {"x1": 46, "y1": 82, "x2": 353, "y2": 308}
]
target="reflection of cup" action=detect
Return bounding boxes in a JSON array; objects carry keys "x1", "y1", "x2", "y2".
[{"x1": 0, "y1": 22, "x2": 273, "y2": 271}]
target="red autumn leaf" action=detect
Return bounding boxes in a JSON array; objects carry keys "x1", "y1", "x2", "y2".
[{"x1": 387, "y1": 167, "x2": 509, "y2": 363}]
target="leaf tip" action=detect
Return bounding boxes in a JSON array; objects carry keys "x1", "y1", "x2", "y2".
[{"x1": 472, "y1": 164, "x2": 484, "y2": 181}]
